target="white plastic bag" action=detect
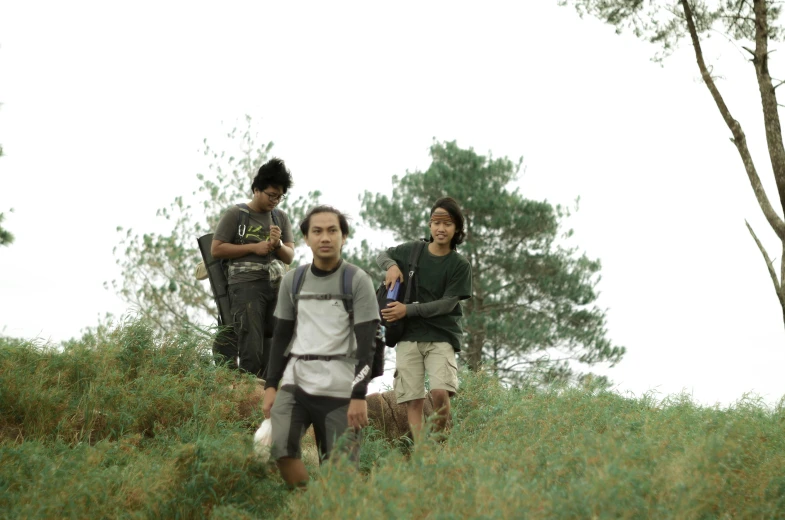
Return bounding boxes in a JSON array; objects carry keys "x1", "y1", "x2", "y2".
[{"x1": 253, "y1": 418, "x2": 273, "y2": 462}]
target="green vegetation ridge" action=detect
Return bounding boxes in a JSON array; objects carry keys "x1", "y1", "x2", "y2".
[{"x1": 1, "y1": 322, "x2": 783, "y2": 518}]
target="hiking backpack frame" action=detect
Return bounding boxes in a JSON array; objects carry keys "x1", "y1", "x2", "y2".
[{"x1": 287, "y1": 263, "x2": 386, "y2": 381}]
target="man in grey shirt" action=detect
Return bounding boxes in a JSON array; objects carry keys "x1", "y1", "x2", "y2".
[
  {"x1": 211, "y1": 158, "x2": 295, "y2": 379},
  {"x1": 263, "y1": 205, "x2": 377, "y2": 488}
]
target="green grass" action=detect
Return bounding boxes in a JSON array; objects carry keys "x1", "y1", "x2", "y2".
[
  {"x1": 0, "y1": 322, "x2": 288, "y2": 519},
  {"x1": 288, "y1": 376, "x2": 785, "y2": 519},
  {"x1": 2, "y1": 321, "x2": 784, "y2": 519}
]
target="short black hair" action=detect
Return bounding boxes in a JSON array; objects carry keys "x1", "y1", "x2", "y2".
[
  {"x1": 299, "y1": 205, "x2": 350, "y2": 237},
  {"x1": 430, "y1": 197, "x2": 466, "y2": 249},
  {"x1": 251, "y1": 158, "x2": 293, "y2": 194}
]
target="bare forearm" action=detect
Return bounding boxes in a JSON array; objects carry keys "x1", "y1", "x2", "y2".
[
  {"x1": 211, "y1": 241, "x2": 257, "y2": 259},
  {"x1": 274, "y1": 242, "x2": 295, "y2": 264}
]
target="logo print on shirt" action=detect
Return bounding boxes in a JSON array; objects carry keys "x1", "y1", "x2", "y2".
[{"x1": 245, "y1": 225, "x2": 270, "y2": 243}]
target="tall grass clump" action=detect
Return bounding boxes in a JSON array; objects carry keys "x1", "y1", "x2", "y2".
[
  {"x1": 0, "y1": 320, "x2": 288, "y2": 519},
  {"x1": 286, "y1": 370, "x2": 785, "y2": 519}
]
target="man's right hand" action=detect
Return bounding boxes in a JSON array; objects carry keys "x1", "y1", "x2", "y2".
[
  {"x1": 253, "y1": 241, "x2": 273, "y2": 256},
  {"x1": 347, "y1": 399, "x2": 368, "y2": 430},
  {"x1": 385, "y1": 265, "x2": 404, "y2": 290},
  {"x1": 262, "y1": 387, "x2": 277, "y2": 419},
  {"x1": 269, "y1": 225, "x2": 282, "y2": 244}
]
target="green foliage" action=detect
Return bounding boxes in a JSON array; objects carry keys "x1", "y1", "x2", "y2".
[
  {"x1": 0, "y1": 209, "x2": 12, "y2": 247},
  {"x1": 2, "y1": 329, "x2": 783, "y2": 518},
  {"x1": 288, "y1": 370, "x2": 785, "y2": 519},
  {"x1": 2, "y1": 320, "x2": 239, "y2": 444},
  {"x1": 559, "y1": 0, "x2": 783, "y2": 62},
  {"x1": 342, "y1": 237, "x2": 388, "y2": 282},
  {"x1": 0, "y1": 319, "x2": 288, "y2": 519},
  {"x1": 360, "y1": 140, "x2": 624, "y2": 384},
  {"x1": 108, "y1": 116, "x2": 319, "y2": 333},
  {"x1": 0, "y1": 334, "x2": 27, "y2": 350},
  {"x1": 0, "y1": 97, "x2": 9, "y2": 247}
]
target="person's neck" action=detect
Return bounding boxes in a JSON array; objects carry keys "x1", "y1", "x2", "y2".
[
  {"x1": 428, "y1": 241, "x2": 452, "y2": 256},
  {"x1": 246, "y1": 200, "x2": 267, "y2": 213},
  {"x1": 313, "y1": 256, "x2": 342, "y2": 272}
]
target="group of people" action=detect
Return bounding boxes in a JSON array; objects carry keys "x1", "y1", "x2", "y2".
[{"x1": 204, "y1": 158, "x2": 472, "y2": 488}]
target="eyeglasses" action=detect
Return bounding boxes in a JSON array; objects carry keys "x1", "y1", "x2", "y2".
[{"x1": 263, "y1": 191, "x2": 286, "y2": 202}]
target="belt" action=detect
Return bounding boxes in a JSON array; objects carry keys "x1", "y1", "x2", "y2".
[{"x1": 291, "y1": 354, "x2": 348, "y2": 362}]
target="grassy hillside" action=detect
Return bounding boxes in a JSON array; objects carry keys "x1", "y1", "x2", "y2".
[{"x1": 1, "y1": 321, "x2": 784, "y2": 519}]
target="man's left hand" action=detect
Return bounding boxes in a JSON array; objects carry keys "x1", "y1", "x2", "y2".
[
  {"x1": 347, "y1": 399, "x2": 368, "y2": 430},
  {"x1": 381, "y1": 301, "x2": 407, "y2": 322}
]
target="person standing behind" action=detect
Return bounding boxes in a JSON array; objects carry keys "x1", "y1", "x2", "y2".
[
  {"x1": 376, "y1": 196, "x2": 472, "y2": 441},
  {"x1": 211, "y1": 158, "x2": 295, "y2": 379},
  {"x1": 262, "y1": 205, "x2": 377, "y2": 488}
]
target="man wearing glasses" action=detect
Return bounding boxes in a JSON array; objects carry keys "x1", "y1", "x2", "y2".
[{"x1": 211, "y1": 158, "x2": 296, "y2": 380}]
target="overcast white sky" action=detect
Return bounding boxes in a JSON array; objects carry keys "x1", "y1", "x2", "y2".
[{"x1": 2, "y1": 1, "x2": 784, "y2": 407}]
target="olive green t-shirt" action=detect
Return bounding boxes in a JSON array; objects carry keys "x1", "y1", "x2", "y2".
[
  {"x1": 213, "y1": 205, "x2": 294, "y2": 284},
  {"x1": 386, "y1": 241, "x2": 472, "y2": 351}
]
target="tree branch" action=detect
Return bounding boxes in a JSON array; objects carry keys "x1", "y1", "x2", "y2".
[
  {"x1": 745, "y1": 219, "x2": 784, "y2": 307},
  {"x1": 728, "y1": 0, "x2": 752, "y2": 36},
  {"x1": 781, "y1": 240, "x2": 785, "y2": 306},
  {"x1": 680, "y1": 0, "x2": 785, "y2": 239}
]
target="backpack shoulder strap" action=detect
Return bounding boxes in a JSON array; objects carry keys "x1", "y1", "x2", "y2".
[
  {"x1": 403, "y1": 240, "x2": 427, "y2": 304},
  {"x1": 292, "y1": 264, "x2": 309, "y2": 302},
  {"x1": 235, "y1": 203, "x2": 251, "y2": 245},
  {"x1": 341, "y1": 263, "x2": 361, "y2": 359},
  {"x1": 341, "y1": 263, "x2": 358, "y2": 320},
  {"x1": 285, "y1": 264, "x2": 310, "y2": 357},
  {"x1": 408, "y1": 240, "x2": 426, "y2": 271},
  {"x1": 271, "y1": 208, "x2": 281, "y2": 228}
]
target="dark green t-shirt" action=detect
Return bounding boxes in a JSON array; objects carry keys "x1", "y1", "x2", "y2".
[{"x1": 387, "y1": 241, "x2": 472, "y2": 351}]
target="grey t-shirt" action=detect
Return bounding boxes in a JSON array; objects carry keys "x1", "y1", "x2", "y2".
[
  {"x1": 213, "y1": 204, "x2": 294, "y2": 284},
  {"x1": 274, "y1": 262, "x2": 378, "y2": 398}
]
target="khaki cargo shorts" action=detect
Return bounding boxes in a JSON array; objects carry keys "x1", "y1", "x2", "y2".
[{"x1": 394, "y1": 341, "x2": 458, "y2": 404}]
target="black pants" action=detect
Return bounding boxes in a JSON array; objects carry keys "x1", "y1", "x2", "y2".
[
  {"x1": 212, "y1": 325, "x2": 239, "y2": 370},
  {"x1": 270, "y1": 385, "x2": 361, "y2": 464},
  {"x1": 225, "y1": 279, "x2": 277, "y2": 379}
]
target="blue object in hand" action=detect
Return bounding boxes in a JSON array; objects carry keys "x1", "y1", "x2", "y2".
[{"x1": 386, "y1": 280, "x2": 401, "y2": 303}]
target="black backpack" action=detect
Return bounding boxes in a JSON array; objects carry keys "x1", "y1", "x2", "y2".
[
  {"x1": 288, "y1": 263, "x2": 386, "y2": 380},
  {"x1": 376, "y1": 240, "x2": 427, "y2": 347}
]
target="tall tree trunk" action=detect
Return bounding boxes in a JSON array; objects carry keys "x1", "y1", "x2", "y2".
[
  {"x1": 466, "y1": 295, "x2": 485, "y2": 372},
  {"x1": 752, "y1": 0, "x2": 785, "y2": 214},
  {"x1": 463, "y1": 212, "x2": 485, "y2": 371},
  {"x1": 681, "y1": 0, "x2": 785, "y2": 329}
]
